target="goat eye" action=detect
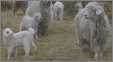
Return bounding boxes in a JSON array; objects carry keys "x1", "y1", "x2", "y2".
[
  {"x1": 7, "y1": 31, "x2": 9, "y2": 34},
  {"x1": 84, "y1": 14, "x2": 89, "y2": 19}
]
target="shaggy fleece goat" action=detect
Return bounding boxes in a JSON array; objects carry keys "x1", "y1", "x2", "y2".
[
  {"x1": 75, "y1": 2, "x2": 83, "y2": 12},
  {"x1": 54, "y1": 1, "x2": 64, "y2": 21},
  {"x1": 75, "y1": 2, "x2": 111, "y2": 60},
  {"x1": 3, "y1": 28, "x2": 36, "y2": 60},
  {"x1": 20, "y1": 12, "x2": 41, "y2": 30},
  {"x1": 25, "y1": 1, "x2": 53, "y2": 35},
  {"x1": 20, "y1": 13, "x2": 41, "y2": 39}
]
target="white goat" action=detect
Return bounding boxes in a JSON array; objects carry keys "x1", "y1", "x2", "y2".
[
  {"x1": 75, "y1": 2, "x2": 111, "y2": 60},
  {"x1": 20, "y1": 13, "x2": 41, "y2": 40},
  {"x1": 54, "y1": 1, "x2": 64, "y2": 21},
  {"x1": 75, "y1": 2, "x2": 83, "y2": 12},
  {"x1": 3, "y1": 28, "x2": 37, "y2": 60}
]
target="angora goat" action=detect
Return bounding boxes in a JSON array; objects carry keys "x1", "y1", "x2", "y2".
[
  {"x1": 75, "y1": 2, "x2": 83, "y2": 12},
  {"x1": 20, "y1": 13, "x2": 41, "y2": 39},
  {"x1": 54, "y1": 1, "x2": 64, "y2": 21},
  {"x1": 3, "y1": 28, "x2": 36, "y2": 59},
  {"x1": 25, "y1": 1, "x2": 52, "y2": 35},
  {"x1": 75, "y1": 2, "x2": 111, "y2": 60},
  {"x1": 25, "y1": 1, "x2": 40, "y2": 17}
]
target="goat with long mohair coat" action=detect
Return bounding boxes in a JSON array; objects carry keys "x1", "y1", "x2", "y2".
[
  {"x1": 54, "y1": 1, "x2": 64, "y2": 21},
  {"x1": 75, "y1": 2, "x2": 111, "y2": 60}
]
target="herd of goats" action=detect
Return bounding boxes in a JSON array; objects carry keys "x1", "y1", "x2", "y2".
[{"x1": 2, "y1": 1, "x2": 111, "y2": 60}]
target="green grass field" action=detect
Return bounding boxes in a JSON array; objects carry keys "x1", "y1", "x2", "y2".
[{"x1": 0, "y1": 10, "x2": 112, "y2": 61}]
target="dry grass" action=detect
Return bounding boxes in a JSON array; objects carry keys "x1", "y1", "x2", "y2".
[{"x1": 0, "y1": 10, "x2": 112, "y2": 61}]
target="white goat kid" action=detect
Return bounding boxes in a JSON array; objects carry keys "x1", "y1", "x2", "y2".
[{"x1": 3, "y1": 28, "x2": 36, "y2": 60}]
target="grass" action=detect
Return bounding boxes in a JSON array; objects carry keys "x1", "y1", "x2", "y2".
[{"x1": 0, "y1": 10, "x2": 112, "y2": 61}]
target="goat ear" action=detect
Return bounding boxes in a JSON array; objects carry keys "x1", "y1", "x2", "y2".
[{"x1": 96, "y1": 9, "x2": 102, "y2": 16}]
